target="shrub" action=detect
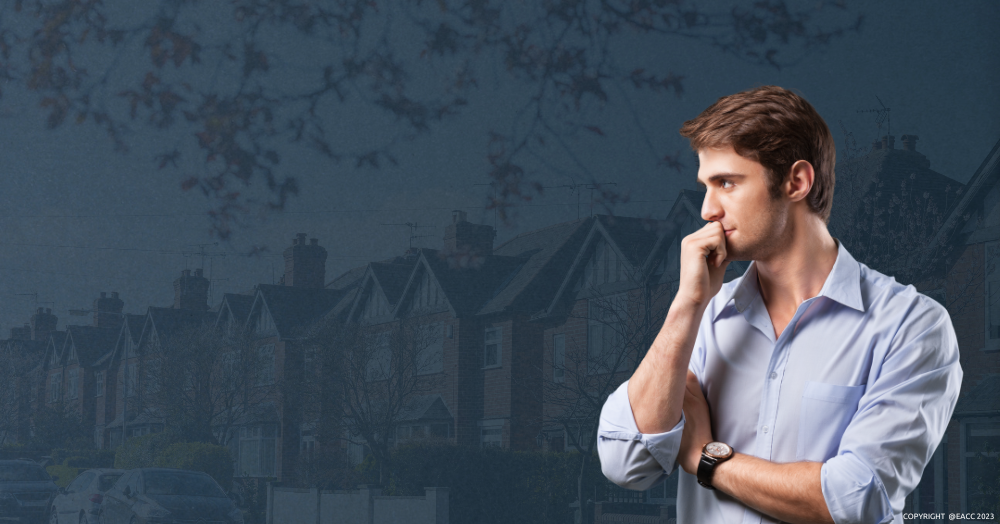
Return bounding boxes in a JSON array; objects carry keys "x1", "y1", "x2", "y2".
[
  {"x1": 155, "y1": 442, "x2": 235, "y2": 492},
  {"x1": 114, "y1": 431, "x2": 181, "y2": 470},
  {"x1": 389, "y1": 443, "x2": 603, "y2": 524}
]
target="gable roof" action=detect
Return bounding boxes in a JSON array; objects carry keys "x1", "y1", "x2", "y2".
[
  {"x1": 475, "y1": 218, "x2": 593, "y2": 316},
  {"x1": 253, "y1": 285, "x2": 349, "y2": 338},
  {"x1": 138, "y1": 307, "x2": 215, "y2": 351},
  {"x1": 64, "y1": 325, "x2": 119, "y2": 368},
  {"x1": 43, "y1": 331, "x2": 68, "y2": 370},
  {"x1": 391, "y1": 247, "x2": 530, "y2": 318},
  {"x1": 919, "y1": 137, "x2": 1000, "y2": 272},
  {"x1": 217, "y1": 293, "x2": 255, "y2": 326},
  {"x1": 346, "y1": 259, "x2": 418, "y2": 322}
]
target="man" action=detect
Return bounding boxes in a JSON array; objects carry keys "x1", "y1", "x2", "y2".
[{"x1": 596, "y1": 85, "x2": 962, "y2": 524}]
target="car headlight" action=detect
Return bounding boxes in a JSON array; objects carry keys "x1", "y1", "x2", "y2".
[{"x1": 228, "y1": 506, "x2": 244, "y2": 524}]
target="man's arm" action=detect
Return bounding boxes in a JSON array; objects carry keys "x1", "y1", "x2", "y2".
[
  {"x1": 713, "y1": 455, "x2": 832, "y2": 524},
  {"x1": 679, "y1": 295, "x2": 962, "y2": 524},
  {"x1": 628, "y1": 221, "x2": 730, "y2": 434},
  {"x1": 597, "y1": 221, "x2": 730, "y2": 488}
]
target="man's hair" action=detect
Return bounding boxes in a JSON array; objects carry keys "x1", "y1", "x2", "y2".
[{"x1": 679, "y1": 85, "x2": 836, "y2": 224}]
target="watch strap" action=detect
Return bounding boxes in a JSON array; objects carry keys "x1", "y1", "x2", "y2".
[{"x1": 696, "y1": 453, "x2": 719, "y2": 489}]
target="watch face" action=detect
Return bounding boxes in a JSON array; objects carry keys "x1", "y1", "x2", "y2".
[{"x1": 705, "y1": 442, "x2": 732, "y2": 459}]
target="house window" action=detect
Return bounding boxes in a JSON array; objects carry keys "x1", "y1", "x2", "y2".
[
  {"x1": 588, "y1": 294, "x2": 628, "y2": 375},
  {"x1": 255, "y1": 306, "x2": 276, "y2": 335},
  {"x1": 553, "y1": 334, "x2": 565, "y2": 383},
  {"x1": 416, "y1": 323, "x2": 444, "y2": 375},
  {"x1": 396, "y1": 422, "x2": 451, "y2": 443},
  {"x1": 144, "y1": 359, "x2": 161, "y2": 395},
  {"x1": 346, "y1": 426, "x2": 368, "y2": 467},
  {"x1": 125, "y1": 363, "x2": 138, "y2": 397},
  {"x1": 67, "y1": 369, "x2": 78, "y2": 400},
  {"x1": 483, "y1": 327, "x2": 502, "y2": 369},
  {"x1": 48, "y1": 372, "x2": 61, "y2": 403},
  {"x1": 584, "y1": 237, "x2": 629, "y2": 287},
  {"x1": 986, "y1": 242, "x2": 1000, "y2": 350},
  {"x1": 366, "y1": 332, "x2": 391, "y2": 381},
  {"x1": 481, "y1": 426, "x2": 502, "y2": 448},
  {"x1": 304, "y1": 346, "x2": 319, "y2": 382},
  {"x1": 94, "y1": 371, "x2": 104, "y2": 397},
  {"x1": 300, "y1": 427, "x2": 317, "y2": 462},
  {"x1": 912, "y1": 438, "x2": 948, "y2": 516},
  {"x1": 257, "y1": 344, "x2": 275, "y2": 385},
  {"x1": 964, "y1": 420, "x2": 1000, "y2": 513},
  {"x1": 238, "y1": 425, "x2": 277, "y2": 477}
]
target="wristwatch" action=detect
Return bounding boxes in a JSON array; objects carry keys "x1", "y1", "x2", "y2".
[{"x1": 697, "y1": 441, "x2": 734, "y2": 490}]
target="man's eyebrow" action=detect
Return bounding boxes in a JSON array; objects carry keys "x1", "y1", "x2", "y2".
[{"x1": 696, "y1": 172, "x2": 747, "y2": 187}]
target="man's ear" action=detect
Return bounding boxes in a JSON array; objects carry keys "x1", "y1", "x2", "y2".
[{"x1": 784, "y1": 160, "x2": 815, "y2": 203}]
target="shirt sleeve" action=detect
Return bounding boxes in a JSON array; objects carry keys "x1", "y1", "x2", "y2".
[
  {"x1": 596, "y1": 320, "x2": 709, "y2": 492},
  {"x1": 820, "y1": 297, "x2": 963, "y2": 524},
  {"x1": 596, "y1": 379, "x2": 685, "y2": 491}
]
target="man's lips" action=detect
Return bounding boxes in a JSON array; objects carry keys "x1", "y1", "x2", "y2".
[{"x1": 724, "y1": 228, "x2": 734, "y2": 237}]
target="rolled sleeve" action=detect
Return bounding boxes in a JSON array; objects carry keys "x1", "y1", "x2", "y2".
[
  {"x1": 821, "y1": 452, "x2": 893, "y2": 524},
  {"x1": 821, "y1": 298, "x2": 962, "y2": 524},
  {"x1": 597, "y1": 379, "x2": 685, "y2": 491}
]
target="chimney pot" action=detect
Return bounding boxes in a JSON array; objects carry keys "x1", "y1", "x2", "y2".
[
  {"x1": 194, "y1": 268, "x2": 203, "y2": 277},
  {"x1": 111, "y1": 291, "x2": 119, "y2": 299},
  {"x1": 283, "y1": 234, "x2": 327, "y2": 288},
  {"x1": 901, "y1": 134, "x2": 919, "y2": 152}
]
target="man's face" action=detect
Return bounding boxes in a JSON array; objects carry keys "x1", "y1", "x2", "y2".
[{"x1": 696, "y1": 145, "x2": 790, "y2": 262}]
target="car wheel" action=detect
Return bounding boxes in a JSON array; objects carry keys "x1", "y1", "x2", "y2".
[
  {"x1": 79, "y1": 512, "x2": 87, "y2": 524},
  {"x1": 49, "y1": 506, "x2": 59, "y2": 524}
]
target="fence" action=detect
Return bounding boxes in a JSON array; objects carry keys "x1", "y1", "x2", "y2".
[{"x1": 267, "y1": 484, "x2": 448, "y2": 524}]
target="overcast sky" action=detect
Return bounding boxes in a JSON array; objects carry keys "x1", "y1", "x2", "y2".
[{"x1": 0, "y1": 0, "x2": 997, "y2": 332}]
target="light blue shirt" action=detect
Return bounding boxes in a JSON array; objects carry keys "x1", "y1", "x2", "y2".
[{"x1": 597, "y1": 239, "x2": 962, "y2": 524}]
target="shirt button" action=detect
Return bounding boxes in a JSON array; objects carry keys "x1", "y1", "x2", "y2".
[
  {"x1": 762, "y1": 425, "x2": 769, "y2": 434},
  {"x1": 769, "y1": 372, "x2": 777, "y2": 379}
]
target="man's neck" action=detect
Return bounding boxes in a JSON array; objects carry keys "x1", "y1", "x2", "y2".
[{"x1": 755, "y1": 215, "x2": 839, "y2": 316}]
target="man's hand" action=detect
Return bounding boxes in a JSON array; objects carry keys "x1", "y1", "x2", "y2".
[
  {"x1": 677, "y1": 221, "x2": 731, "y2": 308},
  {"x1": 678, "y1": 370, "x2": 713, "y2": 474}
]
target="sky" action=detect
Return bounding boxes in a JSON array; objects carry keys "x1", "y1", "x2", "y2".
[{"x1": 0, "y1": 0, "x2": 997, "y2": 332}]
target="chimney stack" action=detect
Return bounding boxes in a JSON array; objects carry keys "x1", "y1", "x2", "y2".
[
  {"x1": 10, "y1": 323, "x2": 31, "y2": 341},
  {"x1": 30, "y1": 307, "x2": 58, "y2": 341},
  {"x1": 443, "y1": 210, "x2": 495, "y2": 257},
  {"x1": 283, "y1": 234, "x2": 328, "y2": 288},
  {"x1": 93, "y1": 291, "x2": 124, "y2": 328},
  {"x1": 901, "y1": 134, "x2": 919, "y2": 152},
  {"x1": 174, "y1": 269, "x2": 210, "y2": 310}
]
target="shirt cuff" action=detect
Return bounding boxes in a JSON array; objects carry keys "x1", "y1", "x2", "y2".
[
  {"x1": 820, "y1": 452, "x2": 894, "y2": 524},
  {"x1": 598, "y1": 380, "x2": 686, "y2": 479}
]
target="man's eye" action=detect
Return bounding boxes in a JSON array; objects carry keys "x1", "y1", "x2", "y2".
[{"x1": 721, "y1": 180, "x2": 734, "y2": 188}]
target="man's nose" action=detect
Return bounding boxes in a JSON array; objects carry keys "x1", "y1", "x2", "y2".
[{"x1": 702, "y1": 190, "x2": 723, "y2": 222}]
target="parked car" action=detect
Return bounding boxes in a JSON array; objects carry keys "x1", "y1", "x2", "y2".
[
  {"x1": 0, "y1": 459, "x2": 60, "y2": 524},
  {"x1": 48, "y1": 469, "x2": 125, "y2": 524},
  {"x1": 98, "y1": 468, "x2": 242, "y2": 524}
]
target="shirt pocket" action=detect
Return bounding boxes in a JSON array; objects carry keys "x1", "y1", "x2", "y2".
[{"x1": 795, "y1": 381, "x2": 866, "y2": 462}]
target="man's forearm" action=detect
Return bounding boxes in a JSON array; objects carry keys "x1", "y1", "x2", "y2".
[
  {"x1": 712, "y1": 453, "x2": 834, "y2": 524},
  {"x1": 628, "y1": 301, "x2": 705, "y2": 434}
]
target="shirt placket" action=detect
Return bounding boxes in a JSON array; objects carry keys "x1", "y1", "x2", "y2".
[{"x1": 741, "y1": 296, "x2": 817, "y2": 524}]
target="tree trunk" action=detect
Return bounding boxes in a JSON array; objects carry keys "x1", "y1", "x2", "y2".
[{"x1": 578, "y1": 452, "x2": 592, "y2": 524}]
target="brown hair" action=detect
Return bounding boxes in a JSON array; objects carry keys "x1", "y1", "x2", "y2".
[{"x1": 679, "y1": 85, "x2": 836, "y2": 224}]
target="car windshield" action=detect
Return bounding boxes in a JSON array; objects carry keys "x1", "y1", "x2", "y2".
[
  {"x1": 143, "y1": 471, "x2": 226, "y2": 498},
  {"x1": 0, "y1": 463, "x2": 50, "y2": 481},
  {"x1": 99, "y1": 474, "x2": 123, "y2": 492}
]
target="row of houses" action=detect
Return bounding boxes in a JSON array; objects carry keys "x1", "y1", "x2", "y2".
[{"x1": 0, "y1": 134, "x2": 998, "y2": 516}]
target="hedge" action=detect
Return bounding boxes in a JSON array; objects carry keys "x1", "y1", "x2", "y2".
[
  {"x1": 155, "y1": 441, "x2": 234, "y2": 492},
  {"x1": 385, "y1": 443, "x2": 604, "y2": 524}
]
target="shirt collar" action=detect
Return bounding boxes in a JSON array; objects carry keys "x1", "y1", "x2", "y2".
[{"x1": 715, "y1": 237, "x2": 864, "y2": 320}]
